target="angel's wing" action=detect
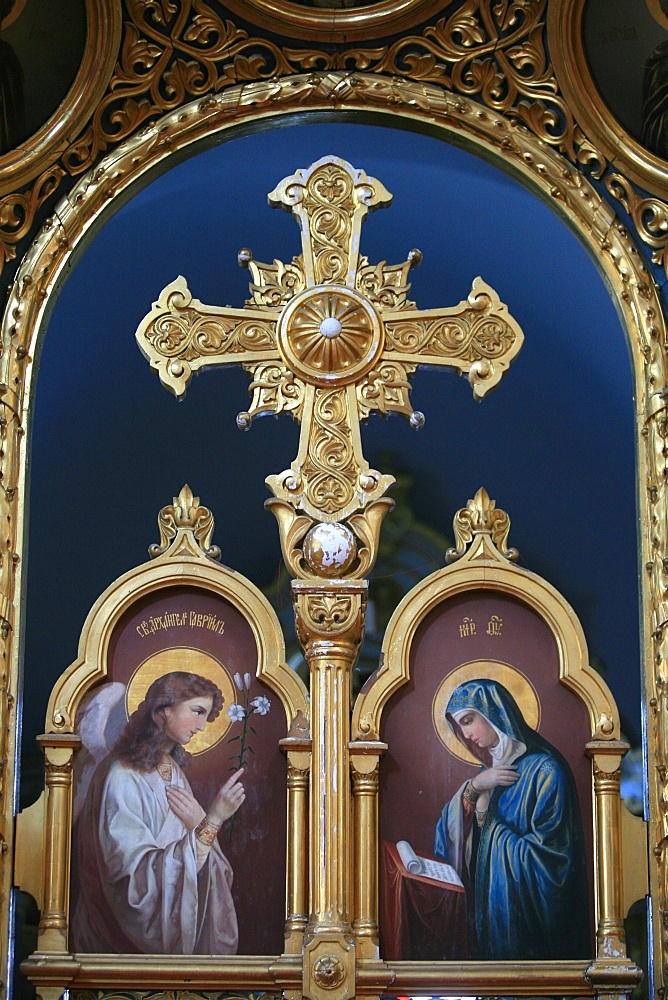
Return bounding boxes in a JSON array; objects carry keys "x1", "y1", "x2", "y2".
[{"x1": 72, "y1": 682, "x2": 127, "y2": 822}]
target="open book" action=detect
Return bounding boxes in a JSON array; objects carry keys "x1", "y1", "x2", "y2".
[{"x1": 396, "y1": 840, "x2": 464, "y2": 888}]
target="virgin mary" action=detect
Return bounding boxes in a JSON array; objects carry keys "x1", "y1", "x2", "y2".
[{"x1": 434, "y1": 678, "x2": 590, "y2": 960}]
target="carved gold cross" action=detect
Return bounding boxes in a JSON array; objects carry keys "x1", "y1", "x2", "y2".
[{"x1": 136, "y1": 156, "x2": 524, "y2": 578}]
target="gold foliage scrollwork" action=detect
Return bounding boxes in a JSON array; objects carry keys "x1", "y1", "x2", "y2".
[
  {"x1": 303, "y1": 594, "x2": 356, "y2": 634},
  {"x1": 356, "y1": 361, "x2": 417, "y2": 420},
  {"x1": 4, "y1": 0, "x2": 668, "y2": 283},
  {"x1": 305, "y1": 388, "x2": 356, "y2": 516},
  {"x1": 355, "y1": 255, "x2": 417, "y2": 312},
  {"x1": 137, "y1": 276, "x2": 279, "y2": 398},
  {"x1": 446, "y1": 486, "x2": 519, "y2": 563},
  {"x1": 605, "y1": 174, "x2": 668, "y2": 276},
  {"x1": 245, "y1": 256, "x2": 306, "y2": 309},
  {"x1": 244, "y1": 362, "x2": 305, "y2": 423},
  {"x1": 149, "y1": 484, "x2": 220, "y2": 559},
  {"x1": 268, "y1": 159, "x2": 392, "y2": 287},
  {"x1": 0, "y1": 166, "x2": 66, "y2": 269},
  {"x1": 384, "y1": 276, "x2": 524, "y2": 400},
  {"x1": 0, "y1": 0, "x2": 576, "y2": 277},
  {"x1": 293, "y1": 583, "x2": 366, "y2": 651}
]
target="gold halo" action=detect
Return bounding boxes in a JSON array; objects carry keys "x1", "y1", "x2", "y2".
[
  {"x1": 126, "y1": 648, "x2": 235, "y2": 755},
  {"x1": 432, "y1": 660, "x2": 541, "y2": 764}
]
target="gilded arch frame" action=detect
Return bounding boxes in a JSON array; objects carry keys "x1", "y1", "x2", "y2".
[
  {"x1": 0, "y1": 64, "x2": 663, "y2": 1000},
  {"x1": 350, "y1": 486, "x2": 636, "y2": 992}
]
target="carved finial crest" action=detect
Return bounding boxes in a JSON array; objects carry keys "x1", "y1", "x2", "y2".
[
  {"x1": 149, "y1": 484, "x2": 221, "y2": 560},
  {"x1": 445, "y1": 487, "x2": 519, "y2": 564}
]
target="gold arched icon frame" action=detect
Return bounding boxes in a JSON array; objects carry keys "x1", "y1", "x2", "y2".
[
  {"x1": 352, "y1": 532, "x2": 617, "y2": 744},
  {"x1": 1, "y1": 65, "x2": 659, "y2": 1000},
  {"x1": 0, "y1": 0, "x2": 121, "y2": 196},
  {"x1": 432, "y1": 659, "x2": 541, "y2": 764},
  {"x1": 349, "y1": 500, "x2": 641, "y2": 993},
  {"x1": 219, "y1": 0, "x2": 444, "y2": 41},
  {"x1": 549, "y1": 0, "x2": 668, "y2": 197},
  {"x1": 16, "y1": 492, "x2": 311, "y2": 983}
]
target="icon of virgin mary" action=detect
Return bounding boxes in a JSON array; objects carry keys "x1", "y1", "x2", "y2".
[{"x1": 434, "y1": 678, "x2": 590, "y2": 960}]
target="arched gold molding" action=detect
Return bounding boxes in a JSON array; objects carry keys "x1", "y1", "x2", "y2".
[
  {"x1": 19, "y1": 486, "x2": 310, "y2": 967},
  {"x1": 350, "y1": 488, "x2": 639, "y2": 985},
  {"x1": 352, "y1": 488, "x2": 617, "y2": 743},
  {"x1": 45, "y1": 493, "x2": 307, "y2": 735},
  {"x1": 0, "y1": 70, "x2": 662, "y2": 993},
  {"x1": 549, "y1": 0, "x2": 668, "y2": 197},
  {"x1": 221, "y1": 0, "x2": 445, "y2": 41},
  {"x1": 0, "y1": 0, "x2": 122, "y2": 197}
]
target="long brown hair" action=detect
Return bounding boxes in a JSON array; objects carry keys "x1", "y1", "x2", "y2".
[{"x1": 113, "y1": 670, "x2": 223, "y2": 771}]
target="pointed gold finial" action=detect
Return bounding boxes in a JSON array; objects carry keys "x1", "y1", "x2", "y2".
[
  {"x1": 149, "y1": 485, "x2": 220, "y2": 560},
  {"x1": 446, "y1": 487, "x2": 518, "y2": 564}
]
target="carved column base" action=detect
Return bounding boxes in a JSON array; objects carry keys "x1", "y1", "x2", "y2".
[{"x1": 303, "y1": 933, "x2": 356, "y2": 1000}]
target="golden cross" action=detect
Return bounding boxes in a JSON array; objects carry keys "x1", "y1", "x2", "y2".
[{"x1": 136, "y1": 156, "x2": 524, "y2": 577}]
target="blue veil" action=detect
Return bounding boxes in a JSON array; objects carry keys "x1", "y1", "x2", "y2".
[{"x1": 435, "y1": 678, "x2": 591, "y2": 960}]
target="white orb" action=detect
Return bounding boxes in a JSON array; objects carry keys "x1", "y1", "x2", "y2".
[
  {"x1": 303, "y1": 522, "x2": 356, "y2": 576},
  {"x1": 320, "y1": 317, "x2": 342, "y2": 338}
]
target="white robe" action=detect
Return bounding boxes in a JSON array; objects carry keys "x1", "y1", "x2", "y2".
[{"x1": 71, "y1": 758, "x2": 238, "y2": 954}]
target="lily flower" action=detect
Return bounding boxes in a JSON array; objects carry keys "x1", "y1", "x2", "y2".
[{"x1": 251, "y1": 695, "x2": 271, "y2": 716}]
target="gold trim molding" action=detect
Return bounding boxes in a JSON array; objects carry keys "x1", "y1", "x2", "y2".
[
  {"x1": 0, "y1": 0, "x2": 121, "y2": 198},
  {"x1": 0, "y1": 1, "x2": 662, "y2": 985},
  {"x1": 549, "y1": 0, "x2": 668, "y2": 198},
  {"x1": 220, "y1": 0, "x2": 445, "y2": 41},
  {"x1": 4, "y1": 0, "x2": 668, "y2": 279}
]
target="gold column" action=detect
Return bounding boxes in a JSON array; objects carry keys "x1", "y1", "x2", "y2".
[
  {"x1": 350, "y1": 745, "x2": 385, "y2": 960},
  {"x1": 293, "y1": 579, "x2": 366, "y2": 1000},
  {"x1": 281, "y1": 742, "x2": 311, "y2": 954},
  {"x1": 586, "y1": 739, "x2": 640, "y2": 1000},
  {"x1": 35, "y1": 734, "x2": 80, "y2": 953}
]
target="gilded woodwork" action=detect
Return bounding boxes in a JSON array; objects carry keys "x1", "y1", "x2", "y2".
[
  {"x1": 2, "y1": 0, "x2": 668, "y2": 284},
  {"x1": 352, "y1": 488, "x2": 643, "y2": 996},
  {"x1": 292, "y1": 580, "x2": 366, "y2": 1000},
  {"x1": 36, "y1": 738, "x2": 81, "y2": 954},
  {"x1": 587, "y1": 743, "x2": 629, "y2": 966},
  {"x1": 350, "y1": 747, "x2": 385, "y2": 960},
  {"x1": 136, "y1": 156, "x2": 524, "y2": 580},
  {"x1": 2, "y1": 68, "x2": 662, "y2": 995},
  {"x1": 281, "y1": 711, "x2": 312, "y2": 960},
  {"x1": 0, "y1": 0, "x2": 665, "y2": 995}
]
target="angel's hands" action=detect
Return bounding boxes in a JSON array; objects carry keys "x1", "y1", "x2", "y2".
[
  {"x1": 165, "y1": 785, "x2": 206, "y2": 830},
  {"x1": 208, "y1": 768, "x2": 245, "y2": 826}
]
